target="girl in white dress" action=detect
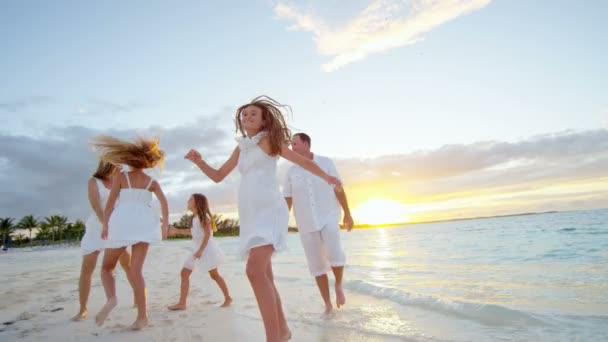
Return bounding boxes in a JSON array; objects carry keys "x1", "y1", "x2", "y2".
[
  {"x1": 168, "y1": 193, "x2": 231, "y2": 310},
  {"x1": 72, "y1": 161, "x2": 135, "y2": 321},
  {"x1": 92, "y1": 136, "x2": 169, "y2": 331},
  {"x1": 185, "y1": 96, "x2": 341, "y2": 342}
]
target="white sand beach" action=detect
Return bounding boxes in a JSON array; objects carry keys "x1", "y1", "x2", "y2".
[{"x1": 0, "y1": 236, "x2": 405, "y2": 342}]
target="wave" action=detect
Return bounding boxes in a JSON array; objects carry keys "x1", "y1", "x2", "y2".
[{"x1": 344, "y1": 280, "x2": 550, "y2": 327}]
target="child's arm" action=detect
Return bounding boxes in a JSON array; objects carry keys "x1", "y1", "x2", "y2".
[
  {"x1": 185, "y1": 146, "x2": 239, "y2": 183},
  {"x1": 101, "y1": 173, "x2": 123, "y2": 239},
  {"x1": 150, "y1": 180, "x2": 169, "y2": 239},
  {"x1": 280, "y1": 144, "x2": 341, "y2": 186},
  {"x1": 193, "y1": 220, "x2": 212, "y2": 259},
  {"x1": 87, "y1": 178, "x2": 104, "y2": 222}
]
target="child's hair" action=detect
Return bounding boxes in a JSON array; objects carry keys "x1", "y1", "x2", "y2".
[
  {"x1": 91, "y1": 135, "x2": 165, "y2": 170},
  {"x1": 190, "y1": 193, "x2": 217, "y2": 232},
  {"x1": 235, "y1": 95, "x2": 292, "y2": 156},
  {"x1": 92, "y1": 160, "x2": 119, "y2": 180}
]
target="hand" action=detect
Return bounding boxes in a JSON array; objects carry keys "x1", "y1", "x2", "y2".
[
  {"x1": 343, "y1": 214, "x2": 354, "y2": 232},
  {"x1": 326, "y1": 175, "x2": 342, "y2": 187},
  {"x1": 101, "y1": 226, "x2": 108, "y2": 240},
  {"x1": 193, "y1": 250, "x2": 203, "y2": 259},
  {"x1": 184, "y1": 149, "x2": 202, "y2": 164}
]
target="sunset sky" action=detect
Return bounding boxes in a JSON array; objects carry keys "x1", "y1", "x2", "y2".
[{"x1": 1, "y1": 0, "x2": 607, "y2": 225}]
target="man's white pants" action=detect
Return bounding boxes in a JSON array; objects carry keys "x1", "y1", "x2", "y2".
[{"x1": 299, "y1": 223, "x2": 346, "y2": 277}]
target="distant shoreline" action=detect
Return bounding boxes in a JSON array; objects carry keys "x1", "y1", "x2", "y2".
[{"x1": 350, "y1": 208, "x2": 607, "y2": 230}]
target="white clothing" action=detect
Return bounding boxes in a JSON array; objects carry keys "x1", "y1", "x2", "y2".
[
  {"x1": 283, "y1": 154, "x2": 342, "y2": 233},
  {"x1": 80, "y1": 178, "x2": 110, "y2": 255},
  {"x1": 299, "y1": 222, "x2": 346, "y2": 276},
  {"x1": 104, "y1": 173, "x2": 161, "y2": 248},
  {"x1": 182, "y1": 218, "x2": 225, "y2": 271},
  {"x1": 236, "y1": 131, "x2": 289, "y2": 260}
]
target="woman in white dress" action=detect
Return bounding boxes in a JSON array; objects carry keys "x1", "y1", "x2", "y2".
[
  {"x1": 92, "y1": 136, "x2": 169, "y2": 331},
  {"x1": 168, "y1": 193, "x2": 231, "y2": 310},
  {"x1": 72, "y1": 161, "x2": 135, "y2": 321},
  {"x1": 185, "y1": 96, "x2": 340, "y2": 342}
]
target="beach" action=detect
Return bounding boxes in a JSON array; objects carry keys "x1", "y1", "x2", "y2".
[{"x1": 2, "y1": 209, "x2": 607, "y2": 341}]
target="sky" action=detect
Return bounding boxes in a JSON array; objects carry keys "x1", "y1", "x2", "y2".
[{"x1": 1, "y1": 0, "x2": 607, "y2": 225}]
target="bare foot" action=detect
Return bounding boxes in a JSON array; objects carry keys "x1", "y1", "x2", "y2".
[
  {"x1": 128, "y1": 317, "x2": 148, "y2": 331},
  {"x1": 167, "y1": 303, "x2": 187, "y2": 311},
  {"x1": 320, "y1": 305, "x2": 334, "y2": 319},
  {"x1": 95, "y1": 297, "x2": 117, "y2": 326},
  {"x1": 220, "y1": 297, "x2": 233, "y2": 308},
  {"x1": 281, "y1": 329, "x2": 292, "y2": 341},
  {"x1": 336, "y1": 284, "x2": 346, "y2": 308},
  {"x1": 71, "y1": 310, "x2": 87, "y2": 321}
]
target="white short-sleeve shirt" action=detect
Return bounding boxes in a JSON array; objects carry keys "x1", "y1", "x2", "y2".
[{"x1": 283, "y1": 154, "x2": 342, "y2": 233}]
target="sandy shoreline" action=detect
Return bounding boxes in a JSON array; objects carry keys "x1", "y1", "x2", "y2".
[{"x1": 1, "y1": 241, "x2": 407, "y2": 342}]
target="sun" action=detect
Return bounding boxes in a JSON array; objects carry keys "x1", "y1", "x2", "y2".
[{"x1": 352, "y1": 199, "x2": 409, "y2": 226}]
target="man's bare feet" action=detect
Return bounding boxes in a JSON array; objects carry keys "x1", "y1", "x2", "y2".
[
  {"x1": 167, "y1": 303, "x2": 187, "y2": 311},
  {"x1": 128, "y1": 317, "x2": 148, "y2": 330},
  {"x1": 220, "y1": 297, "x2": 233, "y2": 308},
  {"x1": 95, "y1": 297, "x2": 117, "y2": 326},
  {"x1": 71, "y1": 310, "x2": 87, "y2": 321},
  {"x1": 320, "y1": 304, "x2": 334, "y2": 319},
  {"x1": 336, "y1": 284, "x2": 346, "y2": 308}
]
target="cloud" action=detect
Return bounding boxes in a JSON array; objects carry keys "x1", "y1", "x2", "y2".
[
  {"x1": 327, "y1": 129, "x2": 608, "y2": 220},
  {"x1": 0, "y1": 96, "x2": 53, "y2": 112},
  {"x1": 75, "y1": 98, "x2": 142, "y2": 116},
  {"x1": 0, "y1": 114, "x2": 239, "y2": 221},
  {"x1": 275, "y1": 0, "x2": 491, "y2": 71}
]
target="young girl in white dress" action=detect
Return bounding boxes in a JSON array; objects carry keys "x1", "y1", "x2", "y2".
[
  {"x1": 92, "y1": 136, "x2": 169, "y2": 330},
  {"x1": 72, "y1": 161, "x2": 135, "y2": 321},
  {"x1": 168, "y1": 193, "x2": 231, "y2": 310},
  {"x1": 185, "y1": 96, "x2": 341, "y2": 342}
]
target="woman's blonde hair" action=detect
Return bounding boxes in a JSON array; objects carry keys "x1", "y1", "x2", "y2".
[
  {"x1": 235, "y1": 95, "x2": 291, "y2": 156},
  {"x1": 91, "y1": 135, "x2": 165, "y2": 170}
]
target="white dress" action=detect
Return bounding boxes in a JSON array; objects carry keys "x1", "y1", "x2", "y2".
[
  {"x1": 236, "y1": 131, "x2": 289, "y2": 259},
  {"x1": 104, "y1": 173, "x2": 161, "y2": 248},
  {"x1": 80, "y1": 178, "x2": 110, "y2": 255},
  {"x1": 183, "y1": 218, "x2": 225, "y2": 271}
]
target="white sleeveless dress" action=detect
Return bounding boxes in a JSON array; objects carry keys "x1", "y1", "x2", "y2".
[
  {"x1": 183, "y1": 218, "x2": 225, "y2": 271},
  {"x1": 104, "y1": 173, "x2": 161, "y2": 248},
  {"x1": 80, "y1": 178, "x2": 110, "y2": 255},
  {"x1": 236, "y1": 131, "x2": 289, "y2": 259}
]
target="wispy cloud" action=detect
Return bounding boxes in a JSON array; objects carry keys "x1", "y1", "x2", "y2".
[
  {"x1": 0, "y1": 96, "x2": 53, "y2": 112},
  {"x1": 327, "y1": 129, "x2": 608, "y2": 220},
  {"x1": 275, "y1": 0, "x2": 491, "y2": 71}
]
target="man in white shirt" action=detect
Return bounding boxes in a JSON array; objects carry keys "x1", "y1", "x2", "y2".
[{"x1": 283, "y1": 133, "x2": 354, "y2": 317}]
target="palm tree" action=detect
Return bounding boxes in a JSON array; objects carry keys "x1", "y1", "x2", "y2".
[
  {"x1": 43, "y1": 215, "x2": 68, "y2": 241},
  {"x1": 14, "y1": 233, "x2": 26, "y2": 246},
  {"x1": 64, "y1": 220, "x2": 85, "y2": 242},
  {"x1": 0, "y1": 217, "x2": 16, "y2": 247},
  {"x1": 37, "y1": 223, "x2": 52, "y2": 243},
  {"x1": 18, "y1": 215, "x2": 38, "y2": 248},
  {"x1": 174, "y1": 213, "x2": 193, "y2": 229}
]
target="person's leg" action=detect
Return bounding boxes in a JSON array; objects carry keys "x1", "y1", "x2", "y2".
[
  {"x1": 246, "y1": 245, "x2": 281, "y2": 342},
  {"x1": 265, "y1": 261, "x2": 291, "y2": 340},
  {"x1": 118, "y1": 249, "x2": 139, "y2": 306},
  {"x1": 128, "y1": 242, "x2": 150, "y2": 330},
  {"x1": 95, "y1": 247, "x2": 125, "y2": 326},
  {"x1": 72, "y1": 251, "x2": 100, "y2": 321},
  {"x1": 300, "y1": 231, "x2": 333, "y2": 314},
  {"x1": 208, "y1": 268, "x2": 232, "y2": 307},
  {"x1": 323, "y1": 225, "x2": 347, "y2": 308},
  {"x1": 168, "y1": 266, "x2": 193, "y2": 311}
]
